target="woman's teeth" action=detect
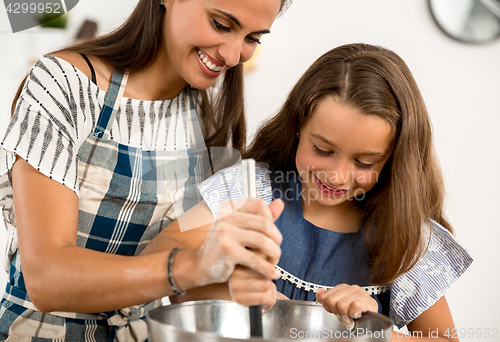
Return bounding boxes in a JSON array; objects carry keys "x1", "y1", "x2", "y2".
[{"x1": 197, "y1": 50, "x2": 223, "y2": 72}]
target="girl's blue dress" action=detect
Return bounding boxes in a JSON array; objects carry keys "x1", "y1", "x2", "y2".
[
  {"x1": 198, "y1": 163, "x2": 472, "y2": 328},
  {"x1": 270, "y1": 171, "x2": 390, "y2": 316}
]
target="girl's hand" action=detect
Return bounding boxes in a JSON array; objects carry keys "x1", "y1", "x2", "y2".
[
  {"x1": 193, "y1": 198, "x2": 284, "y2": 287},
  {"x1": 316, "y1": 284, "x2": 378, "y2": 330}
]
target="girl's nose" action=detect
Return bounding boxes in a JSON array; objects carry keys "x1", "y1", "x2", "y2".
[{"x1": 328, "y1": 161, "x2": 353, "y2": 186}]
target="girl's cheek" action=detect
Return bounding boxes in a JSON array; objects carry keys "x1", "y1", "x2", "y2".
[{"x1": 354, "y1": 170, "x2": 380, "y2": 189}]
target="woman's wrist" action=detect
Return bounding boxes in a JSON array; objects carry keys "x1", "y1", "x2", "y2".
[
  {"x1": 170, "y1": 248, "x2": 204, "y2": 294},
  {"x1": 167, "y1": 247, "x2": 189, "y2": 295}
]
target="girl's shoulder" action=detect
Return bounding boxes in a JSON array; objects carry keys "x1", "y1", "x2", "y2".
[
  {"x1": 198, "y1": 162, "x2": 272, "y2": 217},
  {"x1": 389, "y1": 219, "x2": 473, "y2": 328}
]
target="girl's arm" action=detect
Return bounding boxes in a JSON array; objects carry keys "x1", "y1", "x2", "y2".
[
  {"x1": 13, "y1": 157, "x2": 282, "y2": 313},
  {"x1": 393, "y1": 296, "x2": 459, "y2": 341}
]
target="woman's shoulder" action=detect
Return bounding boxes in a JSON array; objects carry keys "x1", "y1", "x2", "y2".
[
  {"x1": 46, "y1": 52, "x2": 113, "y2": 90},
  {"x1": 48, "y1": 52, "x2": 92, "y2": 78}
]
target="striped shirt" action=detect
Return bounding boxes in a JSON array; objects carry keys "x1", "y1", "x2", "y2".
[
  {"x1": 0, "y1": 55, "x2": 205, "y2": 269},
  {"x1": 0, "y1": 55, "x2": 213, "y2": 341}
]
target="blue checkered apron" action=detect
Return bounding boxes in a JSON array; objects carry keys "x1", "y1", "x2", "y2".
[{"x1": 0, "y1": 69, "x2": 213, "y2": 341}]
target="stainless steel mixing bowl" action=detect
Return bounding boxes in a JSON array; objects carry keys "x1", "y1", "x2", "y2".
[{"x1": 147, "y1": 299, "x2": 393, "y2": 341}]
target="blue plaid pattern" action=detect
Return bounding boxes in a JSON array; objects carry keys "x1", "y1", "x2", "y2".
[{"x1": 1, "y1": 68, "x2": 213, "y2": 341}]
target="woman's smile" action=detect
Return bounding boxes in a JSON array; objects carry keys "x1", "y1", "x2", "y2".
[
  {"x1": 196, "y1": 48, "x2": 226, "y2": 76},
  {"x1": 162, "y1": 0, "x2": 280, "y2": 91}
]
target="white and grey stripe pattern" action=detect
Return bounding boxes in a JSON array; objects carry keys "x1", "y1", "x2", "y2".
[
  {"x1": 0, "y1": 55, "x2": 203, "y2": 271},
  {"x1": 84, "y1": 320, "x2": 97, "y2": 342},
  {"x1": 198, "y1": 162, "x2": 273, "y2": 218},
  {"x1": 0, "y1": 55, "x2": 200, "y2": 194},
  {"x1": 389, "y1": 221, "x2": 473, "y2": 328}
]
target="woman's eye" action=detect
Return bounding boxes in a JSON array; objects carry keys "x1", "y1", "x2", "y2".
[
  {"x1": 246, "y1": 36, "x2": 261, "y2": 44},
  {"x1": 211, "y1": 19, "x2": 230, "y2": 32},
  {"x1": 313, "y1": 145, "x2": 333, "y2": 156}
]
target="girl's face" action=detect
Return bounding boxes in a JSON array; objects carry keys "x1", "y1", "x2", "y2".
[
  {"x1": 162, "y1": 0, "x2": 281, "y2": 91},
  {"x1": 296, "y1": 97, "x2": 393, "y2": 210}
]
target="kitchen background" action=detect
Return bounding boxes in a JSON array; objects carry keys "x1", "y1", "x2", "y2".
[{"x1": 1, "y1": 0, "x2": 499, "y2": 340}]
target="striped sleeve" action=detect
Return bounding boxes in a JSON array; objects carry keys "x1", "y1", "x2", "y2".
[
  {"x1": 197, "y1": 162, "x2": 272, "y2": 217},
  {"x1": 389, "y1": 220, "x2": 473, "y2": 328},
  {"x1": 0, "y1": 55, "x2": 97, "y2": 195}
]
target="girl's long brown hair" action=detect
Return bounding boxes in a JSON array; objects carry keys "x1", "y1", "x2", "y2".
[
  {"x1": 11, "y1": 0, "x2": 292, "y2": 152},
  {"x1": 245, "y1": 43, "x2": 451, "y2": 285}
]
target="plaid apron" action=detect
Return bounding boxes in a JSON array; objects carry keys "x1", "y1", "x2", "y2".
[{"x1": 0, "y1": 69, "x2": 213, "y2": 341}]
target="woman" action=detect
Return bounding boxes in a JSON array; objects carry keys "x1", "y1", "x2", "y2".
[{"x1": 0, "y1": 0, "x2": 290, "y2": 340}]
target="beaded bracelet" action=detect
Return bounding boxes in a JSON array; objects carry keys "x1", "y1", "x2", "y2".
[{"x1": 167, "y1": 247, "x2": 188, "y2": 296}]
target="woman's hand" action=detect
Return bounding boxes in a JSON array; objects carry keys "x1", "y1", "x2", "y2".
[
  {"x1": 228, "y1": 265, "x2": 289, "y2": 313},
  {"x1": 173, "y1": 198, "x2": 284, "y2": 293},
  {"x1": 316, "y1": 284, "x2": 378, "y2": 330}
]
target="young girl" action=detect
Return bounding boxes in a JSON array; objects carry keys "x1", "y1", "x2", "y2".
[
  {"x1": 143, "y1": 43, "x2": 472, "y2": 340},
  {"x1": 0, "y1": 0, "x2": 291, "y2": 340}
]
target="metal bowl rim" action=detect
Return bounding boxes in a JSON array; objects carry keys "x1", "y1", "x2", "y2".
[{"x1": 147, "y1": 299, "x2": 394, "y2": 341}]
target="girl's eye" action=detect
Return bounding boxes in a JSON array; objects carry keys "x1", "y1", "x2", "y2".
[
  {"x1": 313, "y1": 145, "x2": 333, "y2": 156},
  {"x1": 211, "y1": 19, "x2": 230, "y2": 32},
  {"x1": 356, "y1": 160, "x2": 375, "y2": 169}
]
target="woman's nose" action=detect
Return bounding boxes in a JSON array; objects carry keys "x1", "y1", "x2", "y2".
[
  {"x1": 218, "y1": 39, "x2": 256, "y2": 67},
  {"x1": 218, "y1": 40, "x2": 242, "y2": 67}
]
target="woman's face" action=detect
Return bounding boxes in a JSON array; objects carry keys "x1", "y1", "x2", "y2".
[
  {"x1": 295, "y1": 96, "x2": 393, "y2": 210},
  {"x1": 162, "y1": 0, "x2": 281, "y2": 91}
]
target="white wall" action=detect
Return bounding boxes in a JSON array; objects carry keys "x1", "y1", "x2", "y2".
[{"x1": 1, "y1": 1, "x2": 499, "y2": 340}]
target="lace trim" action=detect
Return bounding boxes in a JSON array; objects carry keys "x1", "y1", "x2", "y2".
[{"x1": 275, "y1": 265, "x2": 391, "y2": 296}]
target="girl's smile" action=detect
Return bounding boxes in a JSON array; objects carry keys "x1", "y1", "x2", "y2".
[{"x1": 313, "y1": 173, "x2": 350, "y2": 198}]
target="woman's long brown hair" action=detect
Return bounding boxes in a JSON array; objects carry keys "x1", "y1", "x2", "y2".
[
  {"x1": 245, "y1": 43, "x2": 452, "y2": 285},
  {"x1": 10, "y1": 0, "x2": 292, "y2": 152}
]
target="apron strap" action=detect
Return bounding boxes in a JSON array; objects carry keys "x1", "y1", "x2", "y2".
[
  {"x1": 185, "y1": 87, "x2": 206, "y2": 149},
  {"x1": 93, "y1": 69, "x2": 129, "y2": 140}
]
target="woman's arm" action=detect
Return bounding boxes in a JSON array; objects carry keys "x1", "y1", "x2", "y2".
[
  {"x1": 14, "y1": 156, "x2": 283, "y2": 313},
  {"x1": 13, "y1": 156, "x2": 179, "y2": 313},
  {"x1": 141, "y1": 197, "x2": 285, "y2": 310}
]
